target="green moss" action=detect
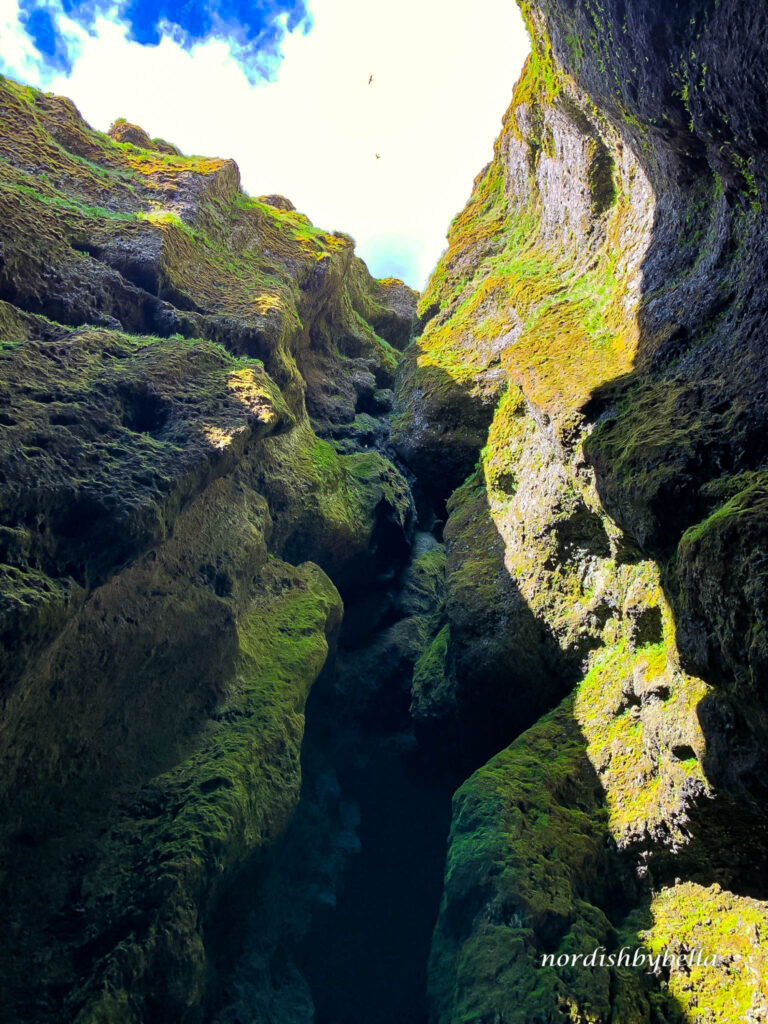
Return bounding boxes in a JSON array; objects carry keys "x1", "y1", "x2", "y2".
[
  {"x1": 0, "y1": 72, "x2": 417, "y2": 1023},
  {"x1": 429, "y1": 616, "x2": 714, "y2": 1021},
  {"x1": 445, "y1": 472, "x2": 509, "y2": 613},
  {"x1": 564, "y1": 33, "x2": 584, "y2": 72},
  {"x1": 415, "y1": 6, "x2": 768, "y2": 1024},
  {"x1": 574, "y1": 631, "x2": 708, "y2": 838},
  {"x1": 2, "y1": 176, "x2": 136, "y2": 221},
  {"x1": 643, "y1": 882, "x2": 768, "y2": 1021},
  {"x1": 150, "y1": 562, "x2": 341, "y2": 867},
  {"x1": 681, "y1": 471, "x2": 768, "y2": 546},
  {"x1": 411, "y1": 623, "x2": 453, "y2": 720},
  {"x1": 429, "y1": 545, "x2": 715, "y2": 1023},
  {"x1": 481, "y1": 386, "x2": 529, "y2": 496},
  {"x1": 73, "y1": 560, "x2": 343, "y2": 1022},
  {"x1": 253, "y1": 421, "x2": 411, "y2": 576},
  {"x1": 401, "y1": 549, "x2": 447, "y2": 615},
  {"x1": 0, "y1": 75, "x2": 407, "y2": 405},
  {"x1": 416, "y1": 133, "x2": 511, "y2": 324},
  {"x1": 411, "y1": 104, "x2": 638, "y2": 418},
  {"x1": 0, "y1": 320, "x2": 292, "y2": 610},
  {"x1": 429, "y1": 697, "x2": 622, "y2": 1024},
  {"x1": 516, "y1": 3, "x2": 565, "y2": 109},
  {"x1": 312, "y1": 436, "x2": 339, "y2": 470},
  {"x1": 674, "y1": 470, "x2": 768, "y2": 687},
  {"x1": 588, "y1": 378, "x2": 722, "y2": 496}
]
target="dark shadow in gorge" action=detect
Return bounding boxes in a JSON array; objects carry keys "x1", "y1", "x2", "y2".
[
  {"x1": 295, "y1": 724, "x2": 453, "y2": 1024},
  {"x1": 207, "y1": 526, "x2": 459, "y2": 1024},
  {"x1": 206, "y1": 449, "x2": 596, "y2": 1022},
  {"x1": 289, "y1": 535, "x2": 461, "y2": 1024}
]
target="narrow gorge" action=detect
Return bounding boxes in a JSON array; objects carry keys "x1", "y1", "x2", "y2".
[{"x1": 1, "y1": 1, "x2": 768, "y2": 1022}]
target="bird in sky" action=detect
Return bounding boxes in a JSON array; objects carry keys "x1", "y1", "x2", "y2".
[
  {"x1": 375, "y1": 153, "x2": 381, "y2": 160},
  {"x1": 368, "y1": 74, "x2": 374, "y2": 85}
]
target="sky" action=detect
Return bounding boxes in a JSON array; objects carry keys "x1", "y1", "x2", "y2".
[{"x1": 0, "y1": 0, "x2": 530, "y2": 289}]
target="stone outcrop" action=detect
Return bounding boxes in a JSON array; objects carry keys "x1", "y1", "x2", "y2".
[{"x1": 392, "y1": 1, "x2": 768, "y2": 1021}]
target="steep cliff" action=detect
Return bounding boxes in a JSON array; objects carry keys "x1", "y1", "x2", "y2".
[
  {"x1": 0, "y1": 78, "x2": 416, "y2": 1023},
  {"x1": 393, "y1": 1, "x2": 768, "y2": 1020}
]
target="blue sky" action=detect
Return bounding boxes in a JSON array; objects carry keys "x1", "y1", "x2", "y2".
[
  {"x1": 16, "y1": 0, "x2": 312, "y2": 76},
  {"x1": 1, "y1": 0, "x2": 529, "y2": 288}
]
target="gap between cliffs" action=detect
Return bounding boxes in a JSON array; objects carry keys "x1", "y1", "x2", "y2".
[{"x1": 205, "y1": 409, "x2": 466, "y2": 1023}]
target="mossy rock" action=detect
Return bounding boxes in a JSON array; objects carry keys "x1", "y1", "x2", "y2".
[
  {"x1": 440, "y1": 469, "x2": 572, "y2": 761},
  {"x1": 429, "y1": 698, "x2": 636, "y2": 1024},
  {"x1": 410, "y1": 623, "x2": 456, "y2": 729},
  {"x1": 0, "y1": 74, "x2": 417, "y2": 1023},
  {"x1": 251, "y1": 422, "x2": 413, "y2": 591},
  {"x1": 427, "y1": 551, "x2": 761, "y2": 1023},
  {"x1": 0, "y1": 480, "x2": 342, "y2": 1021},
  {"x1": 0, "y1": 75, "x2": 416, "y2": 432},
  {"x1": 396, "y1": 547, "x2": 446, "y2": 618},
  {"x1": 640, "y1": 881, "x2": 768, "y2": 1023},
  {"x1": 676, "y1": 472, "x2": 768, "y2": 688}
]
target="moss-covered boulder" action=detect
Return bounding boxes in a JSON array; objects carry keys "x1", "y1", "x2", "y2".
[
  {"x1": 251, "y1": 422, "x2": 413, "y2": 592},
  {"x1": 428, "y1": 568, "x2": 768, "y2": 1023},
  {"x1": 328, "y1": 544, "x2": 448, "y2": 737},
  {"x1": 0, "y1": 77, "x2": 416, "y2": 431}
]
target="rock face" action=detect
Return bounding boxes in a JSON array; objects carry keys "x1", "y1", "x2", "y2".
[
  {"x1": 0, "y1": 78, "x2": 416, "y2": 1023},
  {"x1": 392, "y1": 1, "x2": 768, "y2": 1021}
]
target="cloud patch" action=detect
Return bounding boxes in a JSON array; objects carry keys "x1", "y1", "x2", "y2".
[
  {"x1": 14, "y1": 0, "x2": 311, "y2": 80},
  {"x1": 0, "y1": 0, "x2": 529, "y2": 288},
  {"x1": 18, "y1": 4, "x2": 71, "y2": 72}
]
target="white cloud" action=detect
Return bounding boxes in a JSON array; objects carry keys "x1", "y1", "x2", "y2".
[
  {"x1": 0, "y1": 0, "x2": 49, "y2": 82},
  {"x1": 1, "y1": 0, "x2": 529, "y2": 288}
]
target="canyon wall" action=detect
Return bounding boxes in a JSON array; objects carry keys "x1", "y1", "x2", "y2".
[
  {"x1": 0, "y1": 79, "x2": 416, "y2": 1023},
  {"x1": 392, "y1": 0, "x2": 768, "y2": 1020}
]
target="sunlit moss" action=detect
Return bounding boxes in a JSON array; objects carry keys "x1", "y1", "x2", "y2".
[{"x1": 644, "y1": 882, "x2": 768, "y2": 1021}]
